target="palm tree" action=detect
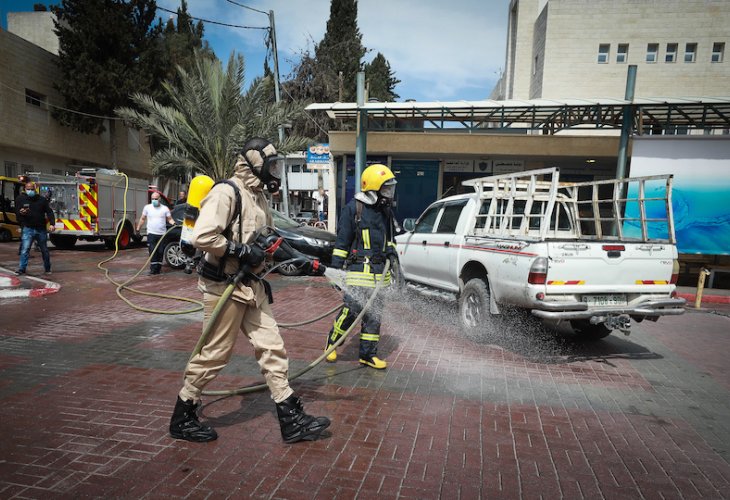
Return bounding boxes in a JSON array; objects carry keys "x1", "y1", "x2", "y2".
[{"x1": 117, "y1": 51, "x2": 309, "y2": 180}]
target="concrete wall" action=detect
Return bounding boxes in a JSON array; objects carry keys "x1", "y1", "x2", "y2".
[
  {"x1": 502, "y1": 0, "x2": 730, "y2": 99},
  {"x1": 506, "y1": 0, "x2": 544, "y2": 99},
  {"x1": 7, "y1": 11, "x2": 58, "y2": 55},
  {"x1": 0, "y1": 28, "x2": 152, "y2": 180},
  {"x1": 327, "y1": 131, "x2": 620, "y2": 160}
]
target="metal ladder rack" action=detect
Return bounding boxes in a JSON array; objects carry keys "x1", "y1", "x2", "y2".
[
  {"x1": 565, "y1": 174, "x2": 675, "y2": 243},
  {"x1": 463, "y1": 167, "x2": 561, "y2": 239},
  {"x1": 462, "y1": 168, "x2": 675, "y2": 242}
]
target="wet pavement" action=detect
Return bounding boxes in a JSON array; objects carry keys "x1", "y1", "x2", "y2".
[{"x1": 1, "y1": 241, "x2": 729, "y2": 499}]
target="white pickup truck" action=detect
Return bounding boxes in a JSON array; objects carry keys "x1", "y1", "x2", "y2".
[{"x1": 394, "y1": 167, "x2": 686, "y2": 339}]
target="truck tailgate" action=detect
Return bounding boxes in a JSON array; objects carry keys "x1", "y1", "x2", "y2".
[{"x1": 546, "y1": 242, "x2": 675, "y2": 292}]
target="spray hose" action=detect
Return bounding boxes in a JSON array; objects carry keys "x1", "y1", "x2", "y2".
[
  {"x1": 197, "y1": 260, "x2": 391, "y2": 397},
  {"x1": 97, "y1": 172, "x2": 205, "y2": 314},
  {"x1": 100, "y1": 172, "x2": 389, "y2": 395}
]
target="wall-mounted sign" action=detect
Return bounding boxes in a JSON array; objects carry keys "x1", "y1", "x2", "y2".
[
  {"x1": 444, "y1": 159, "x2": 474, "y2": 173},
  {"x1": 475, "y1": 159, "x2": 493, "y2": 174},
  {"x1": 306, "y1": 143, "x2": 330, "y2": 169},
  {"x1": 492, "y1": 160, "x2": 524, "y2": 175}
]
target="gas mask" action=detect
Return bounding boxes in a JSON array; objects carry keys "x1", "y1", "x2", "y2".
[
  {"x1": 258, "y1": 155, "x2": 284, "y2": 194},
  {"x1": 377, "y1": 179, "x2": 397, "y2": 208},
  {"x1": 241, "y1": 138, "x2": 283, "y2": 194}
]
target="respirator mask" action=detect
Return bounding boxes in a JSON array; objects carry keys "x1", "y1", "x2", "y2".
[
  {"x1": 258, "y1": 155, "x2": 284, "y2": 194},
  {"x1": 242, "y1": 138, "x2": 283, "y2": 194},
  {"x1": 377, "y1": 179, "x2": 397, "y2": 208}
]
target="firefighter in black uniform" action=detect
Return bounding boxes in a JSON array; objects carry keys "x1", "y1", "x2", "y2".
[{"x1": 325, "y1": 164, "x2": 398, "y2": 369}]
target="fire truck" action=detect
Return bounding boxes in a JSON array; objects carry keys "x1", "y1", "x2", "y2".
[
  {"x1": 0, "y1": 175, "x2": 23, "y2": 241},
  {"x1": 37, "y1": 168, "x2": 167, "y2": 249}
]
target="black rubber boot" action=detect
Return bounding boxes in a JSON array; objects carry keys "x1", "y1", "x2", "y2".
[
  {"x1": 275, "y1": 395, "x2": 331, "y2": 444},
  {"x1": 169, "y1": 396, "x2": 218, "y2": 442}
]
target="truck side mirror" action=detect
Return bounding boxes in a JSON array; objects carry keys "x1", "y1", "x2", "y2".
[{"x1": 403, "y1": 218, "x2": 416, "y2": 232}]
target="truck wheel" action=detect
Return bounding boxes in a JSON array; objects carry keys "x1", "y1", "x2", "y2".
[
  {"x1": 117, "y1": 224, "x2": 132, "y2": 250},
  {"x1": 459, "y1": 278, "x2": 491, "y2": 331},
  {"x1": 164, "y1": 241, "x2": 188, "y2": 269},
  {"x1": 0, "y1": 228, "x2": 11, "y2": 242},
  {"x1": 570, "y1": 320, "x2": 612, "y2": 340},
  {"x1": 50, "y1": 234, "x2": 77, "y2": 249}
]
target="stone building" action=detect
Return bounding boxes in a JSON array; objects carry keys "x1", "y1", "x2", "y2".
[
  {"x1": 0, "y1": 14, "x2": 152, "y2": 181},
  {"x1": 493, "y1": 0, "x2": 730, "y2": 100}
]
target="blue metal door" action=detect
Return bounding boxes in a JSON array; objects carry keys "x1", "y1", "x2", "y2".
[{"x1": 391, "y1": 160, "x2": 440, "y2": 222}]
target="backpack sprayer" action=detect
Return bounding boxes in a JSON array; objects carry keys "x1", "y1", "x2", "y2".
[{"x1": 180, "y1": 174, "x2": 326, "y2": 280}]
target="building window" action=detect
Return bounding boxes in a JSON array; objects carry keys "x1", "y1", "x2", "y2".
[
  {"x1": 597, "y1": 44, "x2": 610, "y2": 63},
  {"x1": 616, "y1": 43, "x2": 629, "y2": 63},
  {"x1": 665, "y1": 43, "x2": 678, "y2": 63},
  {"x1": 646, "y1": 43, "x2": 659, "y2": 63},
  {"x1": 712, "y1": 42, "x2": 725, "y2": 62},
  {"x1": 684, "y1": 43, "x2": 697, "y2": 63},
  {"x1": 533, "y1": 55, "x2": 538, "y2": 75},
  {"x1": 25, "y1": 88, "x2": 46, "y2": 108},
  {"x1": 4, "y1": 161, "x2": 18, "y2": 178}
]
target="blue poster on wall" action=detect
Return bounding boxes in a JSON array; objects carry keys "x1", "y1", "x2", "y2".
[{"x1": 629, "y1": 137, "x2": 730, "y2": 255}]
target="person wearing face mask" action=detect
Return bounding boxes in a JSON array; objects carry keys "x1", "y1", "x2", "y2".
[
  {"x1": 135, "y1": 192, "x2": 175, "y2": 275},
  {"x1": 324, "y1": 164, "x2": 398, "y2": 370},
  {"x1": 15, "y1": 181, "x2": 56, "y2": 275},
  {"x1": 167, "y1": 137, "x2": 331, "y2": 444}
]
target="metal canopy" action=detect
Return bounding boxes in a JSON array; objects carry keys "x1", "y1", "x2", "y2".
[{"x1": 306, "y1": 97, "x2": 730, "y2": 133}]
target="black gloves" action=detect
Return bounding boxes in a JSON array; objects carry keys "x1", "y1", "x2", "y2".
[
  {"x1": 227, "y1": 240, "x2": 266, "y2": 267},
  {"x1": 291, "y1": 257, "x2": 326, "y2": 276}
]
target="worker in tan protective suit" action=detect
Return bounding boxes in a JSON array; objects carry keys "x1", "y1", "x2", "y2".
[{"x1": 169, "y1": 138, "x2": 330, "y2": 444}]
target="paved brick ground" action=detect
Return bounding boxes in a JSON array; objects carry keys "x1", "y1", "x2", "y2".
[{"x1": 1, "y1": 242, "x2": 730, "y2": 499}]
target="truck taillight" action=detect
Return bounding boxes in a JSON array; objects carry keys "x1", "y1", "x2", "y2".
[
  {"x1": 602, "y1": 245, "x2": 625, "y2": 251},
  {"x1": 528, "y1": 257, "x2": 548, "y2": 285},
  {"x1": 670, "y1": 259, "x2": 680, "y2": 284}
]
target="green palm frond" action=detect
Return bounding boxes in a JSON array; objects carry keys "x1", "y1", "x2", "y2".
[{"x1": 116, "y1": 50, "x2": 309, "y2": 180}]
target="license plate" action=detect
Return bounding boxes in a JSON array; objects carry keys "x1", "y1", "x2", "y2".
[{"x1": 581, "y1": 294, "x2": 627, "y2": 307}]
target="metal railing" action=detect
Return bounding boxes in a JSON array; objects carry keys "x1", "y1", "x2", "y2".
[{"x1": 463, "y1": 168, "x2": 675, "y2": 243}]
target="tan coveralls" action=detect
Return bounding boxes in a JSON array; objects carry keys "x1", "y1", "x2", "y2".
[{"x1": 178, "y1": 159, "x2": 293, "y2": 404}]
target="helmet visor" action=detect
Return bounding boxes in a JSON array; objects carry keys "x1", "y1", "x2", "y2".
[
  {"x1": 380, "y1": 182, "x2": 396, "y2": 199},
  {"x1": 265, "y1": 156, "x2": 284, "y2": 180}
]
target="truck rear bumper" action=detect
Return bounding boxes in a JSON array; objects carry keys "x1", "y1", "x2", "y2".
[{"x1": 530, "y1": 297, "x2": 686, "y2": 320}]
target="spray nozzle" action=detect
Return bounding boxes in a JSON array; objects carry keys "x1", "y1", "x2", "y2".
[{"x1": 251, "y1": 226, "x2": 326, "y2": 277}]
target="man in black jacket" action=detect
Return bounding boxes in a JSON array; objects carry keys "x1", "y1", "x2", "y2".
[{"x1": 15, "y1": 181, "x2": 56, "y2": 275}]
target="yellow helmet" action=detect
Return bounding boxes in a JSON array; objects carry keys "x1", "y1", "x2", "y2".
[{"x1": 361, "y1": 164, "x2": 396, "y2": 192}]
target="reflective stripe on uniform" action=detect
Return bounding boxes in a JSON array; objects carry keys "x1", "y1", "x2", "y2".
[
  {"x1": 333, "y1": 248, "x2": 348, "y2": 258},
  {"x1": 362, "y1": 229, "x2": 370, "y2": 249},
  {"x1": 345, "y1": 270, "x2": 391, "y2": 288},
  {"x1": 387, "y1": 241, "x2": 396, "y2": 250},
  {"x1": 332, "y1": 307, "x2": 350, "y2": 338},
  {"x1": 360, "y1": 333, "x2": 379, "y2": 342}
]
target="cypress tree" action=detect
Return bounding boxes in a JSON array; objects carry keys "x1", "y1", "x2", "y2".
[
  {"x1": 315, "y1": 0, "x2": 366, "y2": 102},
  {"x1": 364, "y1": 52, "x2": 401, "y2": 102},
  {"x1": 52, "y1": 0, "x2": 161, "y2": 166}
]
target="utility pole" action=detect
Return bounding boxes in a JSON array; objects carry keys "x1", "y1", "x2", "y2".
[
  {"x1": 268, "y1": 9, "x2": 290, "y2": 217},
  {"x1": 355, "y1": 71, "x2": 367, "y2": 191},
  {"x1": 616, "y1": 65, "x2": 637, "y2": 180}
]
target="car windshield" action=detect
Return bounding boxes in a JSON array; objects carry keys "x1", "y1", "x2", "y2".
[{"x1": 272, "y1": 210, "x2": 301, "y2": 229}]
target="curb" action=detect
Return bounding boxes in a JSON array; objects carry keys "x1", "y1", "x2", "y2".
[
  {"x1": 0, "y1": 267, "x2": 61, "y2": 299},
  {"x1": 677, "y1": 292, "x2": 730, "y2": 305}
]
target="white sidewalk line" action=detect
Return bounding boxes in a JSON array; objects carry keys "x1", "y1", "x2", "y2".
[{"x1": 0, "y1": 266, "x2": 61, "y2": 298}]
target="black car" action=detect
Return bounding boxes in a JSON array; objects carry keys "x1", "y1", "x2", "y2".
[
  {"x1": 161, "y1": 207, "x2": 334, "y2": 275},
  {"x1": 161, "y1": 203, "x2": 190, "y2": 270},
  {"x1": 271, "y1": 210, "x2": 335, "y2": 276}
]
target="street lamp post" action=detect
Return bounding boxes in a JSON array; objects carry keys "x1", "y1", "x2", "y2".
[{"x1": 268, "y1": 9, "x2": 290, "y2": 218}]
